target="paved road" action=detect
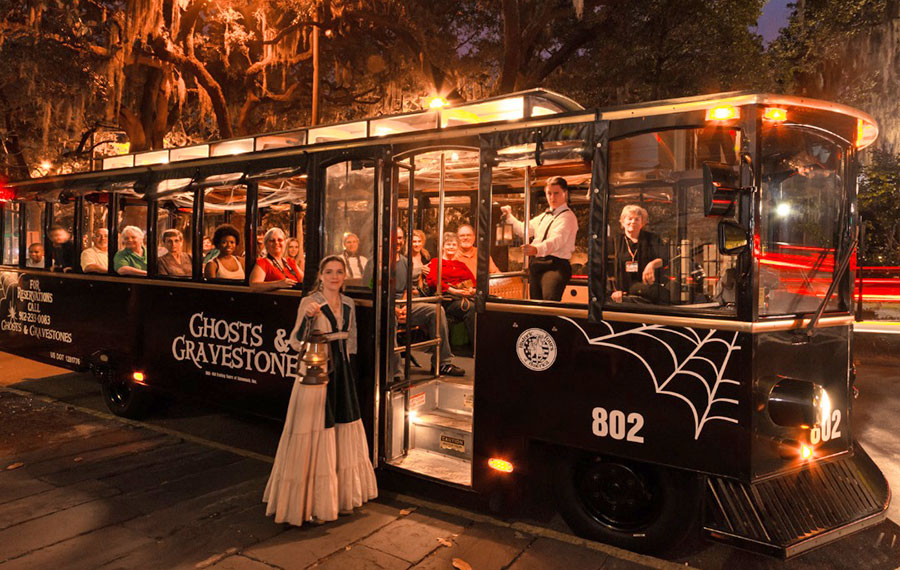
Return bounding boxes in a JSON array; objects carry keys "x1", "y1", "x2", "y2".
[{"x1": 1, "y1": 352, "x2": 899, "y2": 569}]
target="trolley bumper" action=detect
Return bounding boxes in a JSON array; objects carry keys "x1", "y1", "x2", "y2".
[{"x1": 703, "y1": 441, "x2": 890, "y2": 558}]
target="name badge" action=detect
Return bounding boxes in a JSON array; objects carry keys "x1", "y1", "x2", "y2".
[{"x1": 625, "y1": 261, "x2": 639, "y2": 273}]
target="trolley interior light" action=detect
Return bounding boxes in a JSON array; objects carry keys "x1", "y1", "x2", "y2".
[
  {"x1": 488, "y1": 458, "x2": 514, "y2": 473},
  {"x1": 705, "y1": 105, "x2": 740, "y2": 121},
  {"x1": 764, "y1": 107, "x2": 788, "y2": 122},
  {"x1": 132, "y1": 371, "x2": 146, "y2": 384}
]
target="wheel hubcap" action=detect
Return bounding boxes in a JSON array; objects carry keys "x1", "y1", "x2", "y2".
[{"x1": 576, "y1": 457, "x2": 660, "y2": 531}]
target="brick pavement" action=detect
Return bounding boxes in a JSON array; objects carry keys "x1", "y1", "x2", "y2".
[{"x1": 0, "y1": 388, "x2": 681, "y2": 570}]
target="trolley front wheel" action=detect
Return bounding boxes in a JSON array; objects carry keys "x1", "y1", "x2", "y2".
[
  {"x1": 100, "y1": 375, "x2": 153, "y2": 419},
  {"x1": 554, "y1": 451, "x2": 702, "y2": 554}
]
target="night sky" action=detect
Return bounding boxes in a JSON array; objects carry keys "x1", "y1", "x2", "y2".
[{"x1": 757, "y1": 0, "x2": 793, "y2": 44}]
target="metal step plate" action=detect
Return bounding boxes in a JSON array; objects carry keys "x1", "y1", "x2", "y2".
[
  {"x1": 411, "y1": 409, "x2": 473, "y2": 461},
  {"x1": 704, "y1": 442, "x2": 890, "y2": 558}
]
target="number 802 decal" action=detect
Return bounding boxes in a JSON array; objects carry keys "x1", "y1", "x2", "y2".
[
  {"x1": 591, "y1": 407, "x2": 645, "y2": 444},
  {"x1": 810, "y1": 409, "x2": 842, "y2": 445}
]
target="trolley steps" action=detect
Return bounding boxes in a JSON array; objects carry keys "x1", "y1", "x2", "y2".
[
  {"x1": 703, "y1": 442, "x2": 890, "y2": 558},
  {"x1": 409, "y1": 378, "x2": 474, "y2": 461}
]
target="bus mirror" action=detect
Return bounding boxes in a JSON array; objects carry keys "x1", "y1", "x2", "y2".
[
  {"x1": 718, "y1": 220, "x2": 748, "y2": 254},
  {"x1": 703, "y1": 161, "x2": 740, "y2": 217}
]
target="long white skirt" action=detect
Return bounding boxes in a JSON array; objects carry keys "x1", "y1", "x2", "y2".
[
  {"x1": 335, "y1": 419, "x2": 378, "y2": 511},
  {"x1": 263, "y1": 382, "x2": 338, "y2": 525}
]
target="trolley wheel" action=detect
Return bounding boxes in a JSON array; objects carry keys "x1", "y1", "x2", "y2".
[
  {"x1": 554, "y1": 451, "x2": 702, "y2": 554},
  {"x1": 100, "y1": 376, "x2": 153, "y2": 419}
]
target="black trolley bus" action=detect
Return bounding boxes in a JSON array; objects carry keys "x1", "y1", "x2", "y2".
[{"x1": 0, "y1": 89, "x2": 889, "y2": 557}]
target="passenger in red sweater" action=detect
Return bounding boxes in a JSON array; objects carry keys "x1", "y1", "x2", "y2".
[{"x1": 425, "y1": 232, "x2": 475, "y2": 347}]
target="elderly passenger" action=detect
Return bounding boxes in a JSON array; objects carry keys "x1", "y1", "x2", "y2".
[
  {"x1": 81, "y1": 228, "x2": 109, "y2": 273},
  {"x1": 249, "y1": 227, "x2": 303, "y2": 291},
  {"x1": 425, "y1": 232, "x2": 476, "y2": 346},
  {"x1": 611, "y1": 204, "x2": 667, "y2": 303},
  {"x1": 114, "y1": 226, "x2": 148, "y2": 276},
  {"x1": 158, "y1": 229, "x2": 193, "y2": 277}
]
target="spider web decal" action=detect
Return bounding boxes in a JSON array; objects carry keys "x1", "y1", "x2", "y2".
[{"x1": 561, "y1": 317, "x2": 741, "y2": 439}]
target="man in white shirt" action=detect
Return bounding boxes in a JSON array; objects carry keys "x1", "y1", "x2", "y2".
[
  {"x1": 80, "y1": 228, "x2": 109, "y2": 273},
  {"x1": 500, "y1": 176, "x2": 578, "y2": 301}
]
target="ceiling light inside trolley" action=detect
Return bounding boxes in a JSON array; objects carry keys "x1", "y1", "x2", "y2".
[
  {"x1": 705, "y1": 105, "x2": 740, "y2": 121},
  {"x1": 764, "y1": 107, "x2": 788, "y2": 122}
]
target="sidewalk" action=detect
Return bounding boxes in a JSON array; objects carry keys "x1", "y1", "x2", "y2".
[{"x1": 0, "y1": 388, "x2": 682, "y2": 570}]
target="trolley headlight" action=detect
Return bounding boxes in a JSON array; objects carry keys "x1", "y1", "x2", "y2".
[{"x1": 767, "y1": 378, "x2": 830, "y2": 429}]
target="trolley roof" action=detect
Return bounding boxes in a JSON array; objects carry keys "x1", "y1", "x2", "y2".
[{"x1": 4, "y1": 88, "x2": 878, "y2": 198}]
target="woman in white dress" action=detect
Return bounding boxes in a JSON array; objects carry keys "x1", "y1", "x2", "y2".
[{"x1": 263, "y1": 255, "x2": 377, "y2": 525}]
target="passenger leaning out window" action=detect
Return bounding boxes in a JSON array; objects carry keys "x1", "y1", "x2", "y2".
[{"x1": 250, "y1": 227, "x2": 303, "y2": 291}]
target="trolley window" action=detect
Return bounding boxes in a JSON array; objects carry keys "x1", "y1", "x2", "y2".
[
  {"x1": 489, "y1": 140, "x2": 591, "y2": 304},
  {"x1": 115, "y1": 199, "x2": 148, "y2": 277},
  {"x1": 23, "y1": 202, "x2": 45, "y2": 270},
  {"x1": 48, "y1": 202, "x2": 75, "y2": 272},
  {"x1": 257, "y1": 172, "x2": 306, "y2": 272},
  {"x1": 3, "y1": 203, "x2": 20, "y2": 266},
  {"x1": 324, "y1": 160, "x2": 375, "y2": 289},
  {"x1": 156, "y1": 202, "x2": 193, "y2": 279},
  {"x1": 606, "y1": 127, "x2": 741, "y2": 312},
  {"x1": 758, "y1": 126, "x2": 846, "y2": 316},
  {"x1": 202, "y1": 184, "x2": 249, "y2": 282},
  {"x1": 81, "y1": 195, "x2": 110, "y2": 274}
]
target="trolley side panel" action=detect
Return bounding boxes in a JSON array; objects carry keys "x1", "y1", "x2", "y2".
[
  {"x1": 0, "y1": 271, "x2": 136, "y2": 372},
  {"x1": 474, "y1": 310, "x2": 752, "y2": 486}
]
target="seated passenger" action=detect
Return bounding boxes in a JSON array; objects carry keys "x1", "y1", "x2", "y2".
[
  {"x1": 611, "y1": 205, "x2": 668, "y2": 303},
  {"x1": 286, "y1": 237, "x2": 305, "y2": 270},
  {"x1": 205, "y1": 224, "x2": 245, "y2": 280},
  {"x1": 249, "y1": 227, "x2": 303, "y2": 291},
  {"x1": 410, "y1": 229, "x2": 431, "y2": 290},
  {"x1": 80, "y1": 228, "x2": 109, "y2": 273},
  {"x1": 341, "y1": 232, "x2": 367, "y2": 280},
  {"x1": 425, "y1": 232, "x2": 475, "y2": 346},
  {"x1": 49, "y1": 224, "x2": 75, "y2": 272},
  {"x1": 455, "y1": 223, "x2": 499, "y2": 276},
  {"x1": 114, "y1": 226, "x2": 148, "y2": 276},
  {"x1": 202, "y1": 235, "x2": 219, "y2": 264},
  {"x1": 25, "y1": 243, "x2": 44, "y2": 269},
  {"x1": 364, "y1": 227, "x2": 465, "y2": 378},
  {"x1": 158, "y1": 229, "x2": 193, "y2": 278}
]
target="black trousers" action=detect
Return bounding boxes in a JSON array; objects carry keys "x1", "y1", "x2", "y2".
[{"x1": 529, "y1": 256, "x2": 572, "y2": 301}]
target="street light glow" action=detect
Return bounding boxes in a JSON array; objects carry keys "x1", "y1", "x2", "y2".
[{"x1": 428, "y1": 96, "x2": 449, "y2": 109}]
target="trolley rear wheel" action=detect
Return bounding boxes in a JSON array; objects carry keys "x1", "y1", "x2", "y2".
[
  {"x1": 554, "y1": 451, "x2": 702, "y2": 554},
  {"x1": 100, "y1": 376, "x2": 153, "y2": 419}
]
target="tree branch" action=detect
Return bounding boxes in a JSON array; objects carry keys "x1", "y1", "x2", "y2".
[{"x1": 144, "y1": 37, "x2": 234, "y2": 138}]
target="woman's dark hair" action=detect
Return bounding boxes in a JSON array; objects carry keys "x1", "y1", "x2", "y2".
[{"x1": 212, "y1": 224, "x2": 241, "y2": 248}]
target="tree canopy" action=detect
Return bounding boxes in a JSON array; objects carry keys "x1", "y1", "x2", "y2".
[{"x1": 0, "y1": 0, "x2": 771, "y2": 179}]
